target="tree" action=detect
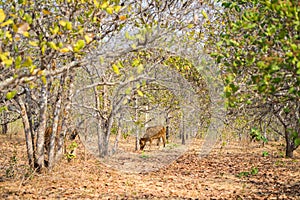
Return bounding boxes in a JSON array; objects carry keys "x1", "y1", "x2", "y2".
[
  {"x1": 72, "y1": 49, "x2": 207, "y2": 157},
  {"x1": 1, "y1": 0, "x2": 220, "y2": 170},
  {"x1": 209, "y1": 0, "x2": 300, "y2": 157},
  {"x1": 69, "y1": 0, "x2": 216, "y2": 158},
  {"x1": 0, "y1": 0, "x2": 127, "y2": 170}
]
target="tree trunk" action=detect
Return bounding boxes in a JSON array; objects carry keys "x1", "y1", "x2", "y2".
[
  {"x1": 1, "y1": 111, "x2": 8, "y2": 134},
  {"x1": 181, "y1": 113, "x2": 185, "y2": 145},
  {"x1": 165, "y1": 114, "x2": 170, "y2": 141},
  {"x1": 48, "y1": 75, "x2": 66, "y2": 169},
  {"x1": 35, "y1": 81, "x2": 48, "y2": 170},
  {"x1": 135, "y1": 128, "x2": 140, "y2": 151},
  {"x1": 284, "y1": 129, "x2": 294, "y2": 158},
  {"x1": 56, "y1": 71, "x2": 75, "y2": 161},
  {"x1": 48, "y1": 97, "x2": 62, "y2": 169},
  {"x1": 103, "y1": 112, "x2": 114, "y2": 155},
  {"x1": 1, "y1": 123, "x2": 8, "y2": 134},
  {"x1": 98, "y1": 120, "x2": 110, "y2": 157},
  {"x1": 134, "y1": 97, "x2": 139, "y2": 151},
  {"x1": 113, "y1": 125, "x2": 121, "y2": 154},
  {"x1": 97, "y1": 120, "x2": 104, "y2": 157},
  {"x1": 286, "y1": 144, "x2": 294, "y2": 158},
  {"x1": 17, "y1": 96, "x2": 34, "y2": 168},
  {"x1": 23, "y1": 88, "x2": 38, "y2": 164}
]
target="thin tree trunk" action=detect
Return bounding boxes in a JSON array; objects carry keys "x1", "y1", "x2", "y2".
[
  {"x1": 284, "y1": 129, "x2": 294, "y2": 158},
  {"x1": 102, "y1": 83, "x2": 111, "y2": 156},
  {"x1": 17, "y1": 96, "x2": 34, "y2": 168},
  {"x1": 56, "y1": 71, "x2": 75, "y2": 161},
  {"x1": 96, "y1": 123, "x2": 104, "y2": 157},
  {"x1": 1, "y1": 111, "x2": 8, "y2": 134},
  {"x1": 48, "y1": 87, "x2": 63, "y2": 168},
  {"x1": 48, "y1": 74, "x2": 66, "y2": 169},
  {"x1": 24, "y1": 88, "x2": 37, "y2": 158},
  {"x1": 104, "y1": 113, "x2": 114, "y2": 155},
  {"x1": 35, "y1": 81, "x2": 48, "y2": 170},
  {"x1": 113, "y1": 123, "x2": 121, "y2": 154},
  {"x1": 166, "y1": 114, "x2": 170, "y2": 142},
  {"x1": 134, "y1": 98, "x2": 139, "y2": 151},
  {"x1": 181, "y1": 113, "x2": 185, "y2": 145},
  {"x1": 1, "y1": 124, "x2": 8, "y2": 134}
]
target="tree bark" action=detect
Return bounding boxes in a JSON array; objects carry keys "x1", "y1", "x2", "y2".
[
  {"x1": 134, "y1": 98, "x2": 139, "y2": 151},
  {"x1": 113, "y1": 120, "x2": 122, "y2": 154},
  {"x1": 24, "y1": 88, "x2": 37, "y2": 156},
  {"x1": 1, "y1": 111, "x2": 8, "y2": 134},
  {"x1": 56, "y1": 71, "x2": 75, "y2": 161},
  {"x1": 35, "y1": 80, "x2": 48, "y2": 170},
  {"x1": 165, "y1": 113, "x2": 170, "y2": 142},
  {"x1": 284, "y1": 128, "x2": 294, "y2": 158},
  {"x1": 181, "y1": 113, "x2": 185, "y2": 145},
  {"x1": 16, "y1": 96, "x2": 34, "y2": 168},
  {"x1": 48, "y1": 77, "x2": 64, "y2": 169}
]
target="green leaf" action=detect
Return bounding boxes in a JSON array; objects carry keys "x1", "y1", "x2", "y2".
[
  {"x1": 15, "y1": 56, "x2": 22, "y2": 69},
  {"x1": 30, "y1": 65, "x2": 36, "y2": 74},
  {"x1": 24, "y1": 13, "x2": 32, "y2": 24},
  {"x1": 112, "y1": 64, "x2": 120, "y2": 75},
  {"x1": 4, "y1": 58, "x2": 13, "y2": 66},
  {"x1": 295, "y1": 137, "x2": 300, "y2": 147},
  {"x1": 271, "y1": 64, "x2": 279, "y2": 72},
  {"x1": 0, "y1": 9, "x2": 6, "y2": 23},
  {"x1": 222, "y1": 2, "x2": 232, "y2": 8},
  {"x1": 59, "y1": 47, "x2": 70, "y2": 53},
  {"x1": 29, "y1": 41, "x2": 39, "y2": 47},
  {"x1": 187, "y1": 24, "x2": 194, "y2": 29},
  {"x1": 94, "y1": 0, "x2": 100, "y2": 8},
  {"x1": 114, "y1": 5, "x2": 121, "y2": 12},
  {"x1": 1, "y1": 19, "x2": 13, "y2": 27},
  {"x1": 50, "y1": 25, "x2": 59, "y2": 34},
  {"x1": 132, "y1": 59, "x2": 140, "y2": 67},
  {"x1": 23, "y1": 56, "x2": 33, "y2": 67},
  {"x1": 0, "y1": 106, "x2": 8, "y2": 112},
  {"x1": 59, "y1": 20, "x2": 67, "y2": 26},
  {"x1": 48, "y1": 42, "x2": 58, "y2": 50},
  {"x1": 73, "y1": 40, "x2": 85, "y2": 52},
  {"x1": 106, "y1": 6, "x2": 114, "y2": 14},
  {"x1": 291, "y1": 43, "x2": 297, "y2": 51},
  {"x1": 100, "y1": 1, "x2": 109, "y2": 9},
  {"x1": 66, "y1": 21, "x2": 72, "y2": 30},
  {"x1": 99, "y1": 56, "x2": 104, "y2": 64},
  {"x1": 5, "y1": 31, "x2": 12, "y2": 41},
  {"x1": 125, "y1": 87, "x2": 131, "y2": 95},
  {"x1": 84, "y1": 34, "x2": 93, "y2": 44},
  {"x1": 286, "y1": 51, "x2": 293, "y2": 57},
  {"x1": 41, "y1": 44, "x2": 47, "y2": 55},
  {"x1": 262, "y1": 151, "x2": 269, "y2": 157},
  {"x1": 251, "y1": 167, "x2": 258, "y2": 175},
  {"x1": 201, "y1": 10, "x2": 208, "y2": 19},
  {"x1": 234, "y1": 5, "x2": 241, "y2": 12},
  {"x1": 6, "y1": 90, "x2": 17, "y2": 100},
  {"x1": 137, "y1": 90, "x2": 143, "y2": 97},
  {"x1": 41, "y1": 76, "x2": 47, "y2": 85}
]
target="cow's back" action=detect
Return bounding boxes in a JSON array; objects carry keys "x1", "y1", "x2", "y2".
[{"x1": 144, "y1": 125, "x2": 164, "y2": 139}]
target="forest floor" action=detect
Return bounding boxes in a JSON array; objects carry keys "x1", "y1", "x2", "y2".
[{"x1": 0, "y1": 133, "x2": 299, "y2": 199}]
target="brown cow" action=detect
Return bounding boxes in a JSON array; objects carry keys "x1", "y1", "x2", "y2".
[{"x1": 140, "y1": 125, "x2": 166, "y2": 150}]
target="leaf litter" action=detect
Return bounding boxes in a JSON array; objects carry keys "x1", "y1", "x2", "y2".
[{"x1": 0, "y1": 134, "x2": 299, "y2": 199}]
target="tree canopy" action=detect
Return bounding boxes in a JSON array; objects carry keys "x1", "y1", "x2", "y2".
[{"x1": 209, "y1": 0, "x2": 300, "y2": 157}]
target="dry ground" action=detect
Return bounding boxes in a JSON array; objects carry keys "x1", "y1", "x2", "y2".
[{"x1": 0, "y1": 133, "x2": 299, "y2": 199}]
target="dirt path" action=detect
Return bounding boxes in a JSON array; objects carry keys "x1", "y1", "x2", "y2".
[{"x1": 0, "y1": 135, "x2": 299, "y2": 199}]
